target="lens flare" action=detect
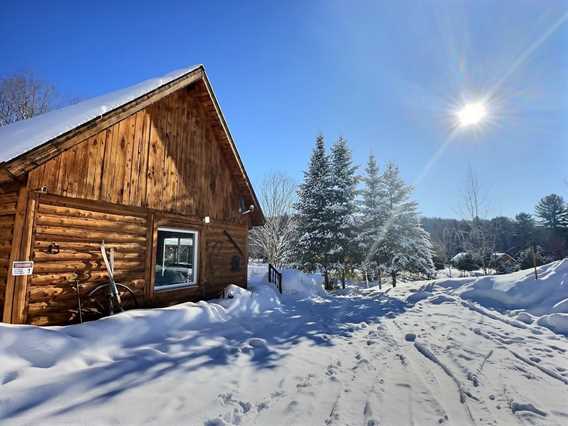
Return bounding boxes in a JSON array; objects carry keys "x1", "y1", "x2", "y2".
[{"x1": 455, "y1": 102, "x2": 488, "y2": 127}]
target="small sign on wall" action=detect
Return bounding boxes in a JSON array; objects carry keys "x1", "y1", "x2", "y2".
[{"x1": 12, "y1": 261, "x2": 34, "y2": 276}]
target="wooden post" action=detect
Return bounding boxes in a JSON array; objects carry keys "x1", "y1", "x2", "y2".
[
  {"x1": 3, "y1": 186, "x2": 36, "y2": 324},
  {"x1": 532, "y1": 242, "x2": 538, "y2": 280},
  {"x1": 144, "y1": 212, "x2": 155, "y2": 301}
]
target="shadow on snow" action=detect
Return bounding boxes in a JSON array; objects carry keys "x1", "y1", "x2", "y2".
[{"x1": 0, "y1": 287, "x2": 407, "y2": 421}]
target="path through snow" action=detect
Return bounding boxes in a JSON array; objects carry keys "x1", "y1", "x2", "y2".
[{"x1": 1, "y1": 268, "x2": 568, "y2": 425}]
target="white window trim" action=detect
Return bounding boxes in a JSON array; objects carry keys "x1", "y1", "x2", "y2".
[{"x1": 154, "y1": 227, "x2": 199, "y2": 292}]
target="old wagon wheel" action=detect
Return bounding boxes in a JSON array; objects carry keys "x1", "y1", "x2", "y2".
[{"x1": 82, "y1": 283, "x2": 139, "y2": 320}]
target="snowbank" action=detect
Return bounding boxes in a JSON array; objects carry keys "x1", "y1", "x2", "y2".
[
  {"x1": 536, "y1": 313, "x2": 568, "y2": 335},
  {"x1": 281, "y1": 268, "x2": 326, "y2": 298},
  {"x1": 0, "y1": 281, "x2": 281, "y2": 372},
  {"x1": 0, "y1": 266, "x2": 326, "y2": 373},
  {"x1": 455, "y1": 259, "x2": 568, "y2": 316},
  {"x1": 248, "y1": 263, "x2": 326, "y2": 298},
  {"x1": 434, "y1": 259, "x2": 568, "y2": 335}
]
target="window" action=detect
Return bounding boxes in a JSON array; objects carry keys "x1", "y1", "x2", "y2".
[{"x1": 154, "y1": 228, "x2": 198, "y2": 290}]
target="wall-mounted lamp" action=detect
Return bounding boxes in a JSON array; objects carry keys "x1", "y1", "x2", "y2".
[
  {"x1": 203, "y1": 216, "x2": 210, "y2": 224},
  {"x1": 240, "y1": 204, "x2": 255, "y2": 215},
  {"x1": 47, "y1": 242, "x2": 60, "y2": 254}
]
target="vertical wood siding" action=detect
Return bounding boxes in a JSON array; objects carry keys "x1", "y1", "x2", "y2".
[{"x1": 27, "y1": 84, "x2": 247, "y2": 225}]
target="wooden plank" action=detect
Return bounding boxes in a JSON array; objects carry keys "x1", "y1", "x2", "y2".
[
  {"x1": 34, "y1": 246, "x2": 144, "y2": 260},
  {"x1": 144, "y1": 212, "x2": 155, "y2": 299},
  {"x1": 146, "y1": 102, "x2": 164, "y2": 210},
  {"x1": 33, "y1": 259, "x2": 145, "y2": 274},
  {"x1": 85, "y1": 132, "x2": 106, "y2": 199},
  {"x1": 34, "y1": 225, "x2": 146, "y2": 243},
  {"x1": 35, "y1": 213, "x2": 147, "y2": 235},
  {"x1": 2, "y1": 186, "x2": 28, "y2": 323},
  {"x1": 31, "y1": 269, "x2": 145, "y2": 286},
  {"x1": 129, "y1": 110, "x2": 149, "y2": 206},
  {"x1": 34, "y1": 240, "x2": 145, "y2": 252},
  {"x1": 37, "y1": 193, "x2": 147, "y2": 219},
  {"x1": 3, "y1": 187, "x2": 36, "y2": 324}
]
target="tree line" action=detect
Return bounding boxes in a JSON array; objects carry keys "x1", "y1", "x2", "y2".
[
  {"x1": 251, "y1": 136, "x2": 568, "y2": 285},
  {"x1": 251, "y1": 135, "x2": 434, "y2": 289},
  {"x1": 423, "y1": 193, "x2": 568, "y2": 274}
]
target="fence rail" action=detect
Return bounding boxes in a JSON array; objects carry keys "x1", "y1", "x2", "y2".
[{"x1": 268, "y1": 264, "x2": 282, "y2": 294}]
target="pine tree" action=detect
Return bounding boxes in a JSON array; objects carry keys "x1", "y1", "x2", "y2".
[
  {"x1": 535, "y1": 194, "x2": 568, "y2": 231},
  {"x1": 357, "y1": 154, "x2": 386, "y2": 286},
  {"x1": 375, "y1": 163, "x2": 434, "y2": 286},
  {"x1": 295, "y1": 135, "x2": 334, "y2": 288},
  {"x1": 328, "y1": 137, "x2": 358, "y2": 288},
  {"x1": 514, "y1": 212, "x2": 536, "y2": 251}
]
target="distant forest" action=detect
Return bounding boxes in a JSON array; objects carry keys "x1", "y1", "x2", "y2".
[{"x1": 422, "y1": 194, "x2": 568, "y2": 271}]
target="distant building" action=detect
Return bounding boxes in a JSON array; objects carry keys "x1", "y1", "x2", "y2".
[{"x1": 490, "y1": 252, "x2": 518, "y2": 274}]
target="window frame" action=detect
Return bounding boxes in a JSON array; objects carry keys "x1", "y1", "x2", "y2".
[{"x1": 153, "y1": 226, "x2": 199, "y2": 292}]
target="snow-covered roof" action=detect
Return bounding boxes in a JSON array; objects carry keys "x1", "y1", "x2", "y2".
[
  {"x1": 0, "y1": 65, "x2": 201, "y2": 163},
  {"x1": 451, "y1": 252, "x2": 468, "y2": 262}
]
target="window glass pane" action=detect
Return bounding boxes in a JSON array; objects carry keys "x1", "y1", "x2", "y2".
[{"x1": 155, "y1": 229, "x2": 197, "y2": 288}]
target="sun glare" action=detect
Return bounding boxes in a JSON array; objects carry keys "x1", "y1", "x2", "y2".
[{"x1": 456, "y1": 102, "x2": 488, "y2": 127}]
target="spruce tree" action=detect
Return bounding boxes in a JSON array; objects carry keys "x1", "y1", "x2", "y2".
[
  {"x1": 295, "y1": 135, "x2": 334, "y2": 288},
  {"x1": 357, "y1": 154, "x2": 386, "y2": 286},
  {"x1": 328, "y1": 137, "x2": 358, "y2": 288},
  {"x1": 375, "y1": 162, "x2": 434, "y2": 286}
]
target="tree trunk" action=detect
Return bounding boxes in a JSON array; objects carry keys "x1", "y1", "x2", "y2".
[
  {"x1": 341, "y1": 269, "x2": 346, "y2": 289},
  {"x1": 391, "y1": 271, "x2": 397, "y2": 287},
  {"x1": 378, "y1": 268, "x2": 382, "y2": 290},
  {"x1": 324, "y1": 269, "x2": 332, "y2": 290}
]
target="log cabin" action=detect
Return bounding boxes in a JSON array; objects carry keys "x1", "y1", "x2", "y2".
[{"x1": 0, "y1": 65, "x2": 265, "y2": 326}]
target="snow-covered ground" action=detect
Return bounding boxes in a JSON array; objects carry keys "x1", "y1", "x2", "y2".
[{"x1": 1, "y1": 262, "x2": 568, "y2": 425}]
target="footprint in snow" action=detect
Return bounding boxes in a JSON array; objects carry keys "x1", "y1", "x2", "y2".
[
  {"x1": 241, "y1": 338, "x2": 268, "y2": 353},
  {"x1": 511, "y1": 402, "x2": 547, "y2": 417},
  {"x1": 1, "y1": 370, "x2": 18, "y2": 385}
]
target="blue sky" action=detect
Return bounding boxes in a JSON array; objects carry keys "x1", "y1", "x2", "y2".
[{"x1": 1, "y1": 0, "x2": 567, "y2": 218}]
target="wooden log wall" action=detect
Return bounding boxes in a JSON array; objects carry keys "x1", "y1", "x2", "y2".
[
  {"x1": 28, "y1": 196, "x2": 148, "y2": 325},
  {"x1": 23, "y1": 194, "x2": 249, "y2": 325},
  {"x1": 0, "y1": 192, "x2": 18, "y2": 317}
]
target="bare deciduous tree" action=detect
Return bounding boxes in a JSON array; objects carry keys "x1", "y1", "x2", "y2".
[
  {"x1": 0, "y1": 73, "x2": 56, "y2": 126},
  {"x1": 461, "y1": 166, "x2": 495, "y2": 274},
  {"x1": 249, "y1": 173, "x2": 297, "y2": 267}
]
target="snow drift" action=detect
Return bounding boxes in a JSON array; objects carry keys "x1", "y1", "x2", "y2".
[
  {"x1": 434, "y1": 259, "x2": 568, "y2": 335},
  {"x1": 248, "y1": 263, "x2": 326, "y2": 298},
  {"x1": 455, "y1": 259, "x2": 568, "y2": 315},
  {"x1": 0, "y1": 266, "x2": 326, "y2": 375},
  {"x1": 0, "y1": 279, "x2": 281, "y2": 374}
]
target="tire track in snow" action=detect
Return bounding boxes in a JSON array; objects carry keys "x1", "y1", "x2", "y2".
[{"x1": 378, "y1": 320, "x2": 451, "y2": 425}]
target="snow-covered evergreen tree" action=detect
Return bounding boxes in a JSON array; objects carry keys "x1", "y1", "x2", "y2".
[
  {"x1": 295, "y1": 135, "x2": 334, "y2": 288},
  {"x1": 328, "y1": 137, "x2": 358, "y2": 287},
  {"x1": 357, "y1": 154, "x2": 386, "y2": 286},
  {"x1": 374, "y1": 163, "x2": 434, "y2": 286}
]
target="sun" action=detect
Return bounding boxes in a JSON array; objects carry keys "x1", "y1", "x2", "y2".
[{"x1": 455, "y1": 102, "x2": 488, "y2": 127}]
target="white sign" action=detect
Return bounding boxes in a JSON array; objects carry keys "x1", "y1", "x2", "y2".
[{"x1": 12, "y1": 261, "x2": 33, "y2": 276}]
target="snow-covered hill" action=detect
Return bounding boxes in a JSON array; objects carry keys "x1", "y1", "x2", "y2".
[{"x1": 1, "y1": 262, "x2": 567, "y2": 425}]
